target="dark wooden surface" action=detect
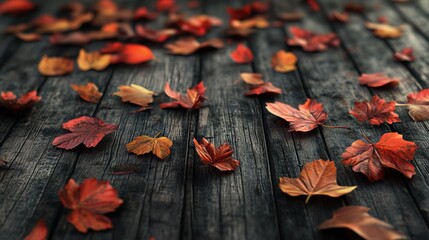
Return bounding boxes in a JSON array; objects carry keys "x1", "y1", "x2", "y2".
[{"x1": 1, "y1": 0, "x2": 429, "y2": 239}]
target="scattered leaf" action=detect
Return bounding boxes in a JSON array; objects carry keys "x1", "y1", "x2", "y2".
[
  {"x1": 15, "y1": 32, "x2": 41, "y2": 42},
  {"x1": 77, "y1": 49, "x2": 111, "y2": 71},
  {"x1": 0, "y1": 0, "x2": 35, "y2": 15},
  {"x1": 0, "y1": 90, "x2": 41, "y2": 112},
  {"x1": 342, "y1": 132, "x2": 417, "y2": 181},
  {"x1": 307, "y1": 0, "x2": 320, "y2": 11},
  {"x1": 240, "y1": 73, "x2": 264, "y2": 85},
  {"x1": 230, "y1": 43, "x2": 253, "y2": 64},
  {"x1": 24, "y1": 219, "x2": 47, "y2": 240},
  {"x1": 394, "y1": 47, "x2": 415, "y2": 62},
  {"x1": 358, "y1": 73, "x2": 400, "y2": 88},
  {"x1": 126, "y1": 133, "x2": 173, "y2": 159},
  {"x1": 52, "y1": 116, "x2": 118, "y2": 150},
  {"x1": 288, "y1": 26, "x2": 340, "y2": 52},
  {"x1": 245, "y1": 82, "x2": 282, "y2": 96},
  {"x1": 0, "y1": 157, "x2": 7, "y2": 168},
  {"x1": 38, "y1": 55, "x2": 74, "y2": 76},
  {"x1": 396, "y1": 89, "x2": 429, "y2": 121},
  {"x1": 160, "y1": 82, "x2": 206, "y2": 109},
  {"x1": 165, "y1": 37, "x2": 224, "y2": 55},
  {"x1": 278, "y1": 12, "x2": 304, "y2": 22},
  {"x1": 36, "y1": 13, "x2": 94, "y2": 34},
  {"x1": 271, "y1": 50, "x2": 297, "y2": 72},
  {"x1": 113, "y1": 84, "x2": 154, "y2": 111},
  {"x1": 135, "y1": 25, "x2": 177, "y2": 42},
  {"x1": 328, "y1": 11, "x2": 349, "y2": 23},
  {"x1": 102, "y1": 43, "x2": 154, "y2": 65},
  {"x1": 349, "y1": 95, "x2": 400, "y2": 125},
  {"x1": 193, "y1": 138, "x2": 239, "y2": 171},
  {"x1": 366, "y1": 22, "x2": 404, "y2": 39},
  {"x1": 71, "y1": 83, "x2": 103, "y2": 103}
]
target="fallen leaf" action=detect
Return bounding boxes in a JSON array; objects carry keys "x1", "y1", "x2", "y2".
[
  {"x1": 319, "y1": 206, "x2": 406, "y2": 240},
  {"x1": 240, "y1": 73, "x2": 264, "y2": 85},
  {"x1": 245, "y1": 82, "x2": 282, "y2": 96},
  {"x1": 165, "y1": 37, "x2": 224, "y2": 55},
  {"x1": 266, "y1": 99, "x2": 327, "y2": 132},
  {"x1": 342, "y1": 132, "x2": 417, "y2": 181},
  {"x1": 113, "y1": 84, "x2": 154, "y2": 111},
  {"x1": 278, "y1": 12, "x2": 304, "y2": 22},
  {"x1": 366, "y1": 22, "x2": 404, "y2": 39},
  {"x1": 71, "y1": 83, "x2": 103, "y2": 103},
  {"x1": 288, "y1": 26, "x2": 340, "y2": 52},
  {"x1": 394, "y1": 47, "x2": 415, "y2": 62},
  {"x1": 230, "y1": 43, "x2": 253, "y2": 64},
  {"x1": 160, "y1": 82, "x2": 206, "y2": 109},
  {"x1": 133, "y1": 7, "x2": 158, "y2": 20},
  {"x1": 349, "y1": 96, "x2": 400, "y2": 125},
  {"x1": 176, "y1": 15, "x2": 222, "y2": 36},
  {"x1": 24, "y1": 219, "x2": 47, "y2": 240},
  {"x1": 135, "y1": 25, "x2": 177, "y2": 42},
  {"x1": 328, "y1": 11, "x2": 349, "y2": 23},
  {"x1": 15, "y1": 32, "x2": 41, "y2": 42},
  {"x1": 58, "y1": 178, "x2": 123, "y2": 233},
  {"x1": 36, "y1": 13, "x2": 94, "y2": 34},
  {"x1": 77, "y1": 49, "x2": 111, "y2": 71},
  {"x1": 279, "y1": 160, "x2": 356, "y2": 203},
  {"x1": 156, "y1": 0, "x2": 176, "y2": 11},
  {"x1": 193, "y1": 138, "x2": 239, "y2": 171},
  {"x1": 0, "y1": 90, "x2": 41, "y2": 112},
  {"x1": 307, "y1": 0, "x2": 320, "y2": 11},
  {"x1": 126, "y1": 133, "x2": 173, "y2": 159},
  {"x1": 271, "y1": 50, "x2": 297, "y2": 72},
  {"x1": 0, "y1": 0, "x2": 35, "y2": 15},
  {"x1": 358, "y1": 73, "x2": 400, "y2": 88},
  {"x1": 102, "y1": 42, "x2": 154, "y2": 64},
  {"x1": 38, "y1": 55, "x2": 74, "y2": 76},
  {"x1": 396, "y1": 89, "x2": 429, "y2": 121},
  {"x1": 230, "y1": 16, "x2": 270, "y2": 30},
  {"x1": 52, "y1": 116, "x2": 118, "y2": 150}
]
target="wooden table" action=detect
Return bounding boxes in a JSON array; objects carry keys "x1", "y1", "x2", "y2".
[{"x1": 1, "y1": 0, "x2": 429, "y2": 239}]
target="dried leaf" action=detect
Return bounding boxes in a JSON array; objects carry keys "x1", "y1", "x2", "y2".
[
  {"x1": 245, "y1": 82, "x2": 282, "y2": 96},
  {"x1": 77, "y1": 49, "x2": 111, "y2": 71},
  {"x1": 279, "y1": 160, "x2": 356, "y2": 203},
  {"x1": 350, "y1": 96, "x2": 400, "y2": 125},
  {"x1": 58, "y1": 178, "x2": 123, "y2": 233},
  {"x1": 271, "y1": 50, "x2": 297, "y2": 72},
  {"x1": 113, "y1": 84, "x2": 154, "y2": 112},
  {"x1": 0, "y1": 90, "x2": 41, "y2": 112},
  {"x1": 358, "y1": 73, "x2": 400, "y2": 88},
  {"x1": 0, "y1": 0, "x2": 35, "y2": 15},
  {"x1": 36, "y1": 13, "x2": 94, "y2": 34},
  {"x1": 71, "y1": 83, "x2": 102, "y2": 103},
  {"x1": 160, "y1": 82, "x2": 206, "y2": 109},
  {"x1": 136, "y1": 25, "x2": 177, "y2": 42},
  {"x1": 193, "y1": 138, "x2": 239, "y2": 171},
  {"x1": 398, "y1": 89, "x2": 429, "y2": 121},
  {"x1": 319, "y1": 206, "x2": 406, "y2": 240},
  {"x1": 230, "y1": 43, "x2": 253, "y2": 63},
  {"x1": 342, "y1": 132, "x2": 417, "y2": 181},
  {"x1": 366, "y1": 22, "x2": 404, "y2": 39},
  {"x1": 328, "y1": 11, "x2": 349, "y2": 23},
  {"x1": 15, "y1": 32, "x2": 41, "y2": 42},
  {"x1": 278, "y1": 12, "x2": 304, "y2": 22},
  {"x1": 38, "y1": 55, "x2": 74, "y2": 76},
  {"x1": 102, "y1": 42, "x2": 154, "y2": 64},
  {"x1": 126, "y1": 133, "x2": 173, "y2": 159},
  {"x1": 266, "y1": 99, "x2": 327, "y2": 132},
  {"x1": 230, "y1": 16, "x2": 269, "y2": 30},
  {"x1": 24, "y1": 219, "x2": 47, "y2": 240},
  {"x1": 52, "y1": 116, "x2": 118, "y2": 150},
  {"x1": 165, "y1": 37, "x2": 224, "y2": 55},
  {"x1": 240, "y1": 73, "x2": 264, "y2": 85},
  {"x1": 288, "y1": 26, "x2": 340, "y2": 52},
  {"x1": 394, "y1": 47, "x2": 415, "y2": 62}
]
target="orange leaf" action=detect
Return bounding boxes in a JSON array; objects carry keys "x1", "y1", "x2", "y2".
[
  {"x1": 271, "y1": 50, "x2": 297, "y2": 72},
  {"x1": 77, "y1": 49, "x2": 111, "y2": 71},
  {"x1": 58, "y1": 178, "x2": 123, "y2": 233},
  {"x1": 319, "y1": 206, "x2": 406, "y2": 240},
  {"x1": 342, "y1": 132, "x2": 417, "y2": 181},
  {"x1": 287, "y1": 26, "x2": 340, "y2": 52},
  {"x1": 230, "y1": 16, "x2": 269, "y2": 30},
  {"x1": 24, "y1": 219, "x2": 47, "y2": 240},
  {"x1": 230, "y1": 43, "x2": 253, "y2": 63},
  {"x1": 165, "y1": 37, "x2": 224, "y2": 55},
  {"x1": 38, "y1": 55, "x2": 74, "y2": 76},
  {"x1": 349, "y1": 96, "x2": 400, "y2": 125},
  {"x1": 71, "y1": 83, "x2": 103, "y2": 103},
  {"x1": 136, "y1": 25, "x2": 177, "y2": 43},
  {"x1": 328, "y1": 11, "x2": 349, "y2": 23},
  {"x1": 240, "y1": 73, "x2": 264, "y2": 85},
  {"x1": 102, "y1": 42, "x2": 154, "y2": 64},
  {"x1": 397, "y1": 89, "x2": 429, "y2": 121},
  {"x1": 358, "y1": 73, "x2": 400, "y2": 88},
  {"x1": 0, "y1": 90, "x2": 41, "y2": 112},
  {"x1": 160, "y1": 82, "x2": 206, "y2": 109},
  {"x1": 193, "y1": 138, "x2": 240, "y2": 171},
  {"x1": 366, "y1": 22, "x2": 404, "y2": 39},
  {"x1": 279, "y1": 160, "x2": 356, "y2": 203},
  {"x1": 0, "y1": 0, "x2": 35, "y2": 15},
  {"x1": 15, "y1": 32, "x2": 41, "y2": 42},
  {"x1": 394, "y1": 47, "x2": 415, "y2": 62},
  {"x1": 113, "y1": 84, "x2": 154, "y2": 112},
  {"x1": 245, "y1": 82, "x2": 282, "y2": 96},
  {"x1": 266, "y1": 99, "x2": 327, "y2": 132},
  {"x1": 126, "y1": 133, "x2": 173, "y2": 159}
]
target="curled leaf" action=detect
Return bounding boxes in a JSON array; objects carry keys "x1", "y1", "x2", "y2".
[
  {"x1": 0, "y1": 90, "x2": 41, "y2": 112},
  {"x1": 394, "y1": 47, "x2": 415, "y2": 62},
  {"x1": 365, "y1": 22, "x2": 404, "y2": 39},
  {"x1": 193, "y1": 138, "x2": 239, "y2": 171},
  {"x1": 349, "y1": 96, "x2": 400, "y2": 125},
  {"x1": 160, "y1": 82, "x2": 206, "y2": 109},
  {"x1": 15, "y1": 32, "x2": 41, "y2": 42},
  {"x1": 165, "y1": 37, "x2": 224, "y2": 55},
  {"x1": 358, "y1": 73, "x2": 400, "y2": 88},
  {"x1": 240, "y1": 73, "x2": 264, "y2": 85},
  {"x1": 135, "y1": 25, "x2": 177, "y2": 43},
  {"x1": 288, "y1": 26, "x2": 340, "y2": 52},
  {"x1": 102, "y1": 42, "x2": 154, "y2": 64},
  {"x1": 397, "y1": 89, "x2": 429, "y2": 121},
  {"x1": 38, "y1": 55, "x2": 74, "y2": 76},
  {"x1": 230, "y1": 44, "x2": 253, "y2": 64},
  {"x1": 271, "y1": 50, "x2": 297, "y2": 72},
  {"x1": 113, "y1": 84, "x2": 154, "y2": 111},
  {"x1": 71, "y1": 83, "x2": 102, "y2": 103},
  {"x1": 328, "y1": 11, "x2": 349, "y2": 23},
  {"x1": 77, "y1": 49, "x2": 111, "y2": 71},
  {"x1": 126, "y1": 133, "x2": 173, "y2": 159},
  {"x1": 245, "y1": 82, "x2": 282, "y2": 96}
]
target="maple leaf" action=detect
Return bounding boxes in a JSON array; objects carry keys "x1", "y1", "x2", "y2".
[
  {"x1": 245, "y1": 82, "x2": 282, "y2": 96},
  {"x1": 0, "y1": 90, "x2": 41, "y2": 112},
  {"x1": 358, "y1": 73, "x2": 400, "y2": 88},
  {"x1": 266, "y1": 99, "x2": 328, "y2": 132},
  {"x1": 135, "y1": 25, "x2": 177, "y2": 42},
  {"x1": 394, "y1": 47, "x2": 415, "y2": 62},
  {"x1": 38, "y1": 55, "x2": 74, "y2": 76},
  {"x1": 156, "y1": 0, "x2": 176, "y2": 12},
  {"x1": 58, "y1": 178, "x2": 123, "y2": 233},
  {"x1": 113, "y1": 84, "x2": 154, "y2": 112},
  {"x1": 71, "y1": 83, "x2": 103, "y2": 104},
  {"x1": 175, "y1": 15, "x2": 222, "y2": 36},
  {"x1": 342, "y1": 132, "x2": 417, "y2": 181},
  {"x1": 230, "y1": 43, "x2": 253, "y2": 64},
  {"x1": 160, "y1": 82, "x2": 206, "y2": 109},
  {"x1": 365, "y1": 22, "x2": 404, "y2": 39},
  {"x1": 328, "y1": 11, "x2": 349, "y2": 23},
  {"x1": 77, "y1": 49, "x2": 111, "y2": 71},
  {"x1": 349, "y1": 96, "x2": 400, "y2": 125},
  {"x1": 230, "y1": 16, "x2": 269, "y2": 30},
  {"x1": 165, "y1": 37, "x2": 224, "y2": 55},
  {"x1": 24, "y1": 219, "x2": 47, "y2": 240},
  {"x1": 395, "y1": 89, "x2": 429, "y2": 121},
  {"x1": 0, "y1": 0, "x2": 35, "y2": 15},
  {"x1": 307, "y1": 0, "x2": 320, "y2": 11},
  {"x1": 287, "y1": 26, "x2": 340, "y2": 52},
  {"x1": 126, "y1": 133, "x2": 173, "y2": 159},
  {"x1": 102, "y1": 43, "x2": 154, "y2": 65},
  {"x1": 193, "y1": 138, "x2": 240, "y2": 171},
  {"x1": 279, "y1": 160, "x2": 356, "y2": 203},
  {"x1": 240, "y1": 73, "x2": 264, "y2": 85},
  {"x1": 52, "y1": 116, "x2": 118, "y2": 150},
  {"x1": 271, "y1": 50, "x2": 297, "y2": 73},
  {"x1": 319, "y1": 206, "x2": 406, "y2": 240}
]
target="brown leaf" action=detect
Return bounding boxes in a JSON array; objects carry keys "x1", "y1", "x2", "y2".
[
  {"x1": 15, "y1": 32, "x2": 41, "y2": 42},
  {"x1": 24, "y1": 219, "x2": 47, "y2": 240},
  {"x1": 71, "y1": 83, "x2": 103, "y2": 103},
  {"x1": 77, "y1": 49, "x2": 111, "y2": 71},
  {"x1": 113, "y1": 84, "x2": 154, "y2": 112},
  {"x1": 365, "y1": 22, "x2": 404, "y2": 39},
  {"x1": 271, "y1": 50, "x2": 297, "y2": 73},
  {"x1": 38, "y1": 55, "x2": 74, "y2": 76},
  {"x1": 193, "y1": 138, "x2": 240, "y2": 171},
  {"x1": 126, "y1": 133, "x2": 173, "y2": 159},
  {"x1": 397, "y1": 89, "x2": 429, "y2": 121}
]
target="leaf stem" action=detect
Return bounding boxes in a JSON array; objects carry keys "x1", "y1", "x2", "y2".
[
  {"x1": 321, "y1": 125, "x2": 350, "y2": 130},
  {"x1": 305, "y1": 195, "x2": 312, "y2": 204},
  {"x1": 395, "y1": 103, "x2": 409, "y2": 107},
  {"x1": 154, "y1": 131, "x2": 162, "y2": 138},
  {"x1": 359, "y1": 129, "x2": 373, "y2": 144}
]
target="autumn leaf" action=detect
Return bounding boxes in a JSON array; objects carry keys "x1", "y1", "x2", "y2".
[
  {"x1": 279, "y1": 160, "x2": 356, "y2": 203},
  {"x1": 245, "y1": 82, "x2": 282, "y2": 96},
  {"x1": 52, "y1": 116, "x2": 118, "y2": 150},
  {"x1": 58, "y1": 178, "x2": 123, "y2": 233},
  {"x1": 165, "y1": 37, "x2": 224, "y2": 55},
  {"x1": 133, "y1": 7, "x2": 158, "y2": 21},
  {"x1": 342, "y1": 132, "x2": 417, "y2": 181},
  {"x1": 135, "y1": 25, "x2": 177, "y2": 42},
  {"x1": 395, "y1": 89, "x2": 429, "y2": 121},
  {"x1": 358, "y1": 73, "x2": 400, "y2": 88},
  {"x1": 271, "y1": 50, "x2": 297, "y2": 73},
  {"x1": 227, "y1": 5, "x2": 252, "y2": 20},
  {"x1": 15, "y1": 32, "x2": 41, "y2": 42},
  {"x1": 126, "y1": 133, "x2": 173, "y2": 159},
  {"x1": 193, "y1": 138, "x2": 239, "y2": 171},
  {"x1": 113, "y1": 84, "x2": 154, "y2": 111},
  {"x1": 394, "y1": 47, "x2": 415, "y2": 62},
  {"x1": 38, "y1": 55, "x2": 74, "y2": 76},
  {"x1": 160, "y1": 82, "x2": 206, "y2": 109},
  {"x1": 36, "y1": 13, "x2": 94, "y2": 34},
  {"x1": 0, "y1": 157, "x2": 7, "y2": 168},
  {"x1": 349, "y1": 96, "x2": 400, "y2": 125},
  {"x1": 240, "y1": 73, "x2": 264, "y2": 85},
  {"x1": 278, "y1": 11, "x2": 304, "y2": 22},
  {"x1": 230, "y1": 43, "x2": 253, "y2": 64},
  {"x1": 101, "y1": 42, "x2": 154, "y2": 64},
  {"x1": 307, "y1": 0, "x2": 320, "y2": 11},
  {"x1": 24, "y1": 219, "x2": 47, "y2": 240},
  {"x1": 230, "y1": 16, "x2": 270, "y2": 30},
  {"x1": 0, "y1": 0, "x2": 35, "y2": 15},
  {"x1": 0, "y1": 90, "x2": 41, "y2": 112},
  {"x1": 71, "y1": 83, "x2": 103, "y2": 103},
  {"x1": 365, "y1": 22, "x2": 404, "y2": 39},
  {"x1": 287, "y1": 26, "x2": 340, "y2": 52},
  {"x1": 319, "y1": 206, "x2": 406, "y2": 240},
  {"x1": 328, "y1": 11, "x2": 349, "y2": 23},
  {"x1": 156, "y1": 0, "x2": 176, "y2": 12},
  {"x1": 175, "y1": 15, "x2": 222, "y2": 36},
  {"x1": 77, "y1": 49, "x2": 111, "y2": 71}
]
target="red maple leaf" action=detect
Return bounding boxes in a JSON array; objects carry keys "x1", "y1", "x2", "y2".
[
  {"x1": 52, "y1": 116, "x2": 118, "y2": 150},
  {"x1": 358, "y1": 73, "x2": 400, "y2": 87},
  {"x1": 24, "y1": 219, "x2": 47, "y2": 240},
  {"x1": 160, "y1": 82, "x2": 206, "y2": 109},
  {"x1": 101, "y1": 42, "x2": 154, "y2": 64},
  {"x1": 58, "y1": 178, "x2": 123, "y2": 233},
  {"x1": 349, "y1": 95, "x2": 400, "y2": 125},
  {"x1": 342, "y1": 133, "x2": 417, "y2": 181},
  {"x1": 245, "y1": 82, "x2": 282, "y2": 96},
  {"x1": 0, "y1": 90, "x2": 41, "y2": 112},
  {"x1": 135, "y1": 25, "x2": 177, "y2": 42},
  {"x1": 193, "y1": 138, "x2": 239, "y2": 171},
  {"x1": 230, "y1": 43, "x2": 253, "y2": 63},
  {"x1": 287, "y1": 26, "x2": 340, "y2": 52},
  {"x1": 394, "y1": 47, "x2": 415, "y2": 62}
]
